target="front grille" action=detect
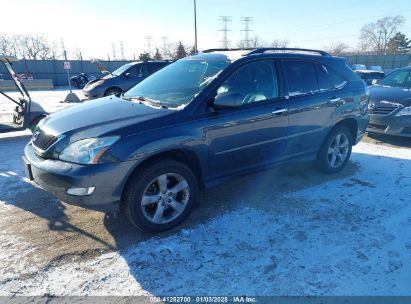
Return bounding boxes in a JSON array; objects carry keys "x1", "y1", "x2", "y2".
[
  {"x1": 32, "y1": 129, "x2": 58, "y2": 151},
  {"x1": 368, "y1": 105, "x2": 398, "y2": 115}
]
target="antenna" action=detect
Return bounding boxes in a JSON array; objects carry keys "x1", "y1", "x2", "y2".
[
  {"x1": 219, "y1": 16, "x2": 232, "y2": 48},
  {"x1": 241, "y1": 17, "x2": 253, "y2": 48}
]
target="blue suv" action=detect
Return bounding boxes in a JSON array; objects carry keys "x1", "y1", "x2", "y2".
[{"x1": 23, "y1": 48, "x2": 369, "y2": 232}]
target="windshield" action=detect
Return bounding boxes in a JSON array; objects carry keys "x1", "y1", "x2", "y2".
[
  {"x1": 124, "y1": 58, "x2": 230, "y2": 108},
  {"x1": 379, "y1": 69, "x2": 411, "y2": 88},
  {"x1": 112, "y1": 63, "x2": 135, "y2": 76}
]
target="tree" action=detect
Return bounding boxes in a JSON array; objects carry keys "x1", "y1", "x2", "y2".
[
  {"x1": 270, "y1": 39, "x2": 289, "y2": 48},
  {"x1": 325, "y1": 42, "x2": 351, "y2": 56},
  {"x1": 138, "y1": 52, "x2": 151, "y2": 61},
  {"x1": 154, "y1": 48, "x2": 162, "y2": 60},
  {"x1": 359, "y1": 15, "x2": 405, "y2": 54},
  {"x1": 387, "y1": 32, "x2": 411, "y2": 54},
  {"x1": 189, "y1": 45, "x2": 196, "y2": 55},
  {"x1": 0, "y1": 34, "x2": 57, "y2": 59},
  {"x1": 174, "y1": 41, "x2": 187, "y2": 59},
  {"x1": 237, "y1": 36, "x2": 264, "y2": 48}
]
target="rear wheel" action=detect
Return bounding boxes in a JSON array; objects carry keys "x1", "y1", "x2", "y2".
[
  {"x1": 104, "y1": 88, "x2": 122, "y2": 96},
  {"x1": 123, "y1": 160, "x2": 198, "y2": 233},
  {"x1": 315, "y1": 126, "x2": 353, "y2": 174}
]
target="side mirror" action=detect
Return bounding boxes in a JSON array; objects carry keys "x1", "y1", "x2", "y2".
[
  {"x1": 214, "y1": 92, "x2": 242, "y2": 109},
  {"x1": 372, "y1": 79, "x2": 379, "y2": 85}
]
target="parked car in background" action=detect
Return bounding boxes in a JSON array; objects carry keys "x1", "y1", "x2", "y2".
[
  {"x1": 23, "y1": 48, "x2": 369, "y2": 232},
  {"x1": 367, "y1": 66, "x2": 411, "y2": 137},
  {"x1": 83, "y1": 60, "x2": 172, "y2": 99},
  {"x1": 355, "y1": 70, "x2": 385, "y2": 85},
  {"x1": 369, "y1": 65, "x2": 384, "y2": 72},
  {"x1": 351, "y1": 64, "x2": 367, "y2": 71}
]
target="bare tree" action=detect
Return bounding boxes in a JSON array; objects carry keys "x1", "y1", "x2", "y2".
[
  {"x1": 237, "y1": 36, "x2": 264, "y2": 48},
  {"x1": 360, "y1": 15, "x2": 405, "y2": 54},
  {"x1": 72, "y1": 48, "x2": 84, "y2": 60},
  {"x1": 270, "y1": 39, "x2": 289, "y2": 48},
  {"x1": 0, "y1": 34, "x2": 57, "y2": 59},
  {"x1": 325, "y1": 42, "x2": 351, "y2": 56}
]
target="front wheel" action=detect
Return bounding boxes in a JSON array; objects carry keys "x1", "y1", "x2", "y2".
[
  {"x1": 104, "y1": 88, "x2": 122, "y2": 96},
  {"x1": 123, "y1": 160, "x2": 198, "y2": 233},
  {"x1": 315, "y1": 126, "x2": 353, "y2": 174}
]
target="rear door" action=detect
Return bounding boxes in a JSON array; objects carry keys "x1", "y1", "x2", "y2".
[
  {"x1": 205, "y1": 60, "x2": 289, "y2": 179},
  {"x1": 283, "y1": 60, "x2": 340, "y2": 157}
]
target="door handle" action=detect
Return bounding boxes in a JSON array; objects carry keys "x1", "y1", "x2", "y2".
[
  {"x1": 329, "y1": 97, "x2": 341, "y2": 103},
  {"x1": 272, "y1": 107, "x2": 288, "y2": 115}
]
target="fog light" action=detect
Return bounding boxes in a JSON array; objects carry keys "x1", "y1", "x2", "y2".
[{"x1": 67, "y1": 187, "x2": 95, "y2": 196}]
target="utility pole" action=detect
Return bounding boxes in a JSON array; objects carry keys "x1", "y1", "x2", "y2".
[
  {"x1": 145, "y1": 36, "x2": 152, "y2": 56},
  {"x1": 112, "y1": 43, "x2": 117, "y2": 60},
  {"x1": 119, "y1": 41, "x2": 125, "y2": 60},
  {"x1": 219, "y1": 16, "x2": 232, "y2": 48},
  {"x1": 241, "y1": 17, "x2": 253, "y2": 48},
  {"x1": 194, "y1": 0, "x2": 198, "y2": 53}
]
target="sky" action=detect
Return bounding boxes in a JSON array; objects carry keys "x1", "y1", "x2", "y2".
[{"x1": 1, "y1": 0, "x2": 411, "y2": 59}]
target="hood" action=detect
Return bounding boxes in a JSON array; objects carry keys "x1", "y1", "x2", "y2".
[
  {"x1": 369, "y1": 85, "x2": 411, "y2": 107},
  {"x1": 40, "y1": 95, "x2": 173, "y2": 139}
]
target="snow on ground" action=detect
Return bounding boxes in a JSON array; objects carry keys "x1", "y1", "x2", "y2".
[
  {"x1": 0, "y1": 89, "x2": 410, "y2": 296},
  {"x1": 0, "y1": 140, "x2": 410, "y2": 296}
]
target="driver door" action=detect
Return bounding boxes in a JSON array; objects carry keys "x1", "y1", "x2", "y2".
[{"x1": 205, "y1": 60, "x2": 288, "y2": 179}]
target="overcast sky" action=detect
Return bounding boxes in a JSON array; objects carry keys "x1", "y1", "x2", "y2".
[{"x1": 2, "y1": 0, "x2": 411, "y2": 59}]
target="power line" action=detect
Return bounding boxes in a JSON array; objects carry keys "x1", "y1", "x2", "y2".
[
  {"x1": 241, "y1": 17, "x2": 253, "y2": 48},
  {"x1": 219, "y1": 16, "x2": 232, "y2": 48}
]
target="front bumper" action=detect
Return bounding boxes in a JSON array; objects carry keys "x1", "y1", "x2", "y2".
[
  {"x1": 23, "y1": 143, "x2": 132, "y2": 212},
  {"x1": 367, "y1": 113, "x2": 411, "y2": 137},
  {"x1": 82, "y1": 86, "x2": 105, "y2": 100}
]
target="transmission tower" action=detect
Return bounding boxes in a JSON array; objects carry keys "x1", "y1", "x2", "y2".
[
  {"x1": 219, "y1": 16, "x2": 232, "y2": 48},
  {"x1": 145, "y1": 36, "x2": 152, "y2": 55},
  {"x1": 112, "y1": 43, "x2": 117, "y2": 60},
  {"x1": 119, "y1": 41, "x2": 125, "y2": 60},
  {"x1": 241, "y1": 17, "x2": 253, "y2": 48}
]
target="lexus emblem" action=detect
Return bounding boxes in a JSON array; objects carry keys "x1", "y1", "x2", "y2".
[
  {"x1": 367, "y1": 103, "x2": 376, "y2": 110},
  {"x1": 32, "y1": 131, "x2": 40, "y2": 142}
]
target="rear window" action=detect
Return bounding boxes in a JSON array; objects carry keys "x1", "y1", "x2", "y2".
[{"x1": 284, "y1": 60, "x2": 319, "y2": 96}]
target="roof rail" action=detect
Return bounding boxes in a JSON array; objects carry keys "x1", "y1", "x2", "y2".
[
  {"x1": 202, "y1": 48, "x2": 256, "y2": 53},
  {"x1": 245, "y1": 48, "x2": 331, "y2": 57}
]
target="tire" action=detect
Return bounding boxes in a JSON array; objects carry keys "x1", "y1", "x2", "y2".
[
  {"x1": 315, "y1": 126, "x2": 353, "y2": 174},
  {"x1": 104, "y1": 88, "x2": 122, "y2": 97},
  {"x1": 123, "y1": 159, "x2": 198, "y2": 233}
]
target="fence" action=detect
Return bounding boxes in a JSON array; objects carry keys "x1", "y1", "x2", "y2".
[
  {"x1": 0, "y1": 59, "x2": 132, "y2": 87},
  {"x1": 344, "y1": 54, "x2": 411, "y2": 70},
  {"x1": 1, "y1": 55, "x2": 411, "y2": 88}
]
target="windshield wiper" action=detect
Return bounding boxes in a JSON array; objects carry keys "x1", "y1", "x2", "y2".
[{"x1": 125, "y1": 95, "x2": 169, "y2": 109}]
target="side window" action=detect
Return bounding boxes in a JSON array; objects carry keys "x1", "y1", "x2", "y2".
[
  {"x1": 216, "y1": 61, "x2": 278, "y2": 105},
  {"x1": 324, "y1": 65, "x2": 347, "y2": 88},
  {"x1": 316, "y1": 64, "x2": 334, "y2": 91},
  {"x1": 147, "y1": 63, "x2": 166, "y2": 74},
  {"x1": 284, "y1": 60, "x2": 318, "y2": 96},
  {"x1": 127, "y1": 64, "x2": 145, "y2": 78}
]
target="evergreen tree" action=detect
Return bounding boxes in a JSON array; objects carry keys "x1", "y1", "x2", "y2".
[
  {"x1": 138, "y1": 52, "x2": 151, "y2": 61},
  {"x1": 387, "y1": 32, "x2": 411, "y2": 54},
  {"x1": 174, "y1": 42, "x2": 188, "y2": 59},
  {"x1": 189, "y1": 46, "x2": 196, "y2": 56},
  {"x1": 154, "y1": 48, "x2": 162, "y2": 60}
]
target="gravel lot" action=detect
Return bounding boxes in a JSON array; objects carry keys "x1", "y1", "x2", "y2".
[{"x1": 0, "y1": 89, "x2": 410, "y2": 296}]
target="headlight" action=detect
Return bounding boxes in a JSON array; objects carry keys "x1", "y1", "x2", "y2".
[
  {"x1": 59, "y1": 136, "x2": 119, "y2": 164},
  {"x1": 396, "y1": 106, "x2": 411, "y2": 116},
  {"x1": 88, "y1": 80, "x2": 104, "y2": 88}
]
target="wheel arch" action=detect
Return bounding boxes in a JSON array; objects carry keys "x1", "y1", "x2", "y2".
[
  {"x1": 329, "y1": 118, "x2": 358, "y2": 143},
  {"x1": 119, "y1": 148, "x2": 204, "y2": 206},
  {"x1": 104, "y1": 86, "x2": 123, "y2": 96}
]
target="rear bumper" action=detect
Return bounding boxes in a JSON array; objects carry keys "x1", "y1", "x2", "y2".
[
  {"x1": 367, "y1": 114, "x2": 411, "y2": 137},
  {"x1": 23, "y1": 143, "x2": 133, "y2": 212}
]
